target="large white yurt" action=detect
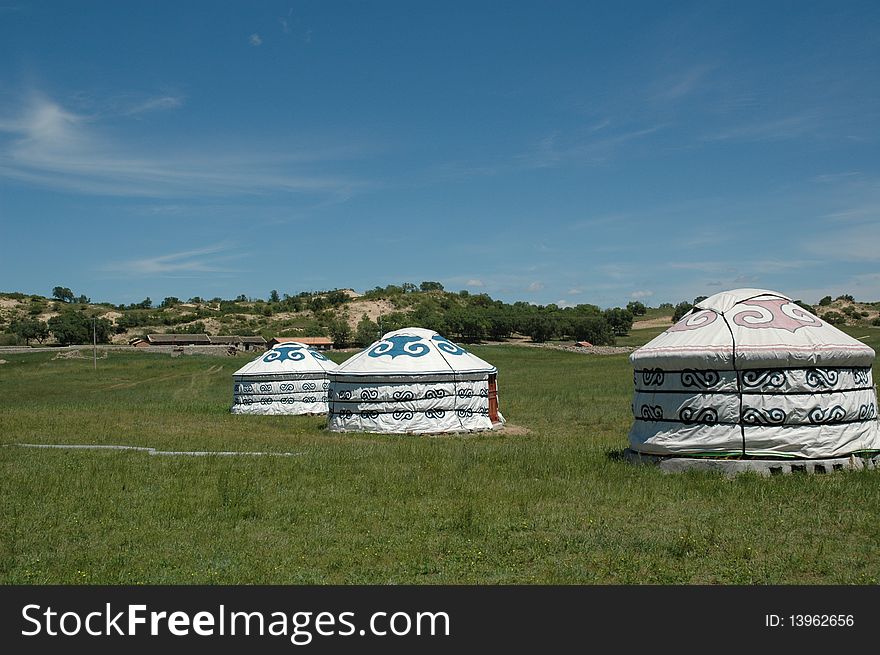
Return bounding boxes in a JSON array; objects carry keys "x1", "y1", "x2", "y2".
[
  {"x1": 327, "y1": 327, "x2": 504, "y2": 434},
  {"x1": 629, "y1": 288, "x2": 880, "y2": 459},
  {"x1": 231, "y1": 342, "x2": 337, "y2": 415}
]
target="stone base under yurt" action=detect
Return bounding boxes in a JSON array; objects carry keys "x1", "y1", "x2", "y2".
[{"x1": 623, "y1": 448, "x2": 880, "y2": 478}]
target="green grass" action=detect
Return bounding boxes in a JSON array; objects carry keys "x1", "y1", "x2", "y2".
[
  {"x1": 615, "y1": 326, "x2": 668, "y2": 347},
  {"x1": 1, "y1": 346, "x2": 879, "y2": 584}
]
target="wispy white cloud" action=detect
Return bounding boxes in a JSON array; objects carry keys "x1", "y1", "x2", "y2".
[
  {"x1": 567, "y1": 287, "x2": 584, "y2": 295},
  {"x1": 703, "y1": 112, "x2": 820, "y2": 142},
  {"x1": 630, "y1": 290, "x2": 654, "y2": 299},
  {"x1": 802, "y1": 222, "x2": 880, "y2": 261},
  {"x1": 0, "y1": 94, "x2": 364, "y2": 198},
  {"x1": 812, "y1": 171, "x2": 863, "y2": 184},
  {"x1": 249, "y1": 33, "x2": 263, "y2": 46},
  {"x1": 102, "y1": 243, "x2": 246, "y2": 276},
  {"x1": 465, "y1": 279, "x2": 484, "y2": 287},
  {"x1": 652, "y1": 64, "x2": 714, "y2": 102},
  {"x1": 526, "y1": 281, "x2": 545, "y2": 292},
  {"x1": 515, "y1": 124, "x2": 666, "y2": 170},
  {"x1": 123, "y1": 95, "x2": 183, "y2": 116}
]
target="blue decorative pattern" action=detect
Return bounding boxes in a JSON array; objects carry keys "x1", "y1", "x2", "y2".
[
  {"x1": 367, "y1": 335, "x2": 430, "y2": 358},
  {"x1": 431, "y1": 335, "x2": 466, "y2": 355},
  {"x1": 263, "y1": 345, "x2": 306, "y2": 363}
]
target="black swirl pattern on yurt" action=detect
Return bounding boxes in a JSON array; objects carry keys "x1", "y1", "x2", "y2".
[
  {"x1": 741, "y1": 407, "x2": 786, "y2": 425},
  {"x1": 679, "y1": 407, "x2": 719, "y2": 425},
  {"x1": 858, "y1": 404, "x2": 876, "y2": 420},
  {"x1": 853, "y1": 368, "x2": 870, "y2": 386},
  {"x1": 808, "y1": 405, "x2": 846, "y2": 424},
  {"x1": 741, "y1": 370, "x2": 786, "y2": 389},
  {"x1": 640, "y1": 405, "x2": 663, "y2": 420},
  {"x1": 641, "y1": 369, "x2": 665, "y2": 387},
  {"x1": 680, "y1": 370, "x2": 720, "y2": 389},
  {"x1": 806, "y1": 369, "x2": 839, "y2": 388}
]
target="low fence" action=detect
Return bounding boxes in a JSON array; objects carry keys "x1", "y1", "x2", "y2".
[{"x1": 0, "y1": 344, "x2": 261, "y2": 357}]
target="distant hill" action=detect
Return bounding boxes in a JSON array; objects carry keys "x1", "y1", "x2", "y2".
[{"x1": 1, "y1": 287, "x2": 877, "y2": 347}]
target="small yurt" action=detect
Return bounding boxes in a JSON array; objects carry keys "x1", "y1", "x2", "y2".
[
  {"x1": 629, "y1": 288, "x2": 880, "y2": 459},
  {"x1": 231, "y1": 342, "x2": 337, "y2": 415},
  {"x1": 328, "y1": 327, "x2": 504, "y2": 434}
]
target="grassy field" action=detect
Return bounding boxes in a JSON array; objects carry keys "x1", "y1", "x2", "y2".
[{"x1": 1, "y1": 333, "x2": 879, "y2": 584}]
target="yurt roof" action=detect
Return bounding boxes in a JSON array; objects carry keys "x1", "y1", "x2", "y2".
[
  {"x1": 233, "y1": 342, "x2": 337, "y2": 377},
  {"x1": 631, "y1": 288, "x2": 875, "y2": 369},
  {"x1": 331, "y1": 327, "x2": 497, "y2": 376}
]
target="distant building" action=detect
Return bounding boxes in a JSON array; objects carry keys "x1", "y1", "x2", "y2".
[
  {"x1": 575, "y1": 341, "x2": 593, "y2": 348},
  {"x1": 239, "y1": 336, "x2": 267, "y2": 351},
  {"x1": 268, "y1": 336, "x2": 333, "y2": 350},
  {"x1": 208, "y1": 336, "x2": 238, "y2": 346},
  {"x1": 129, "y1": 337, "x2": 150, "y2": 347},
  {"x1": 208, "y1": 335, "x2": 267, "y2": 351},
  {"x1": 147, "y1": 334, "x2": 211, "y2": 346}
]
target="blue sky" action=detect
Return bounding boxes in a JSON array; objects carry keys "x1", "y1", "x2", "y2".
[{"x1": 1, "y1": 1, "x2": 878, "y2": 308}]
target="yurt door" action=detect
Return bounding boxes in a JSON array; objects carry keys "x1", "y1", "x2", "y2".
[{"x1": 488, "y1": 374, "x2": 499, "y2": 422}]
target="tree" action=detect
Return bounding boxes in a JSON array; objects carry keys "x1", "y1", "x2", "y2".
[
  {"x1": 76, "y1": 294, "x2": 90, "y2": 304},
  {"x1": 603, "y1": 308, "x2": 634, "y2": 336},
  {"x1": 328, "y1": 319, "x2": 352, "y2": 348},
  {"x1": 818, "y1": 295, "x2": 832, "y2": 307},
  {"x1": 419, "y1": 281, "x2": 444, "y2": 292},
  {"x1": 693, "y1": 296, "x2": 708, "y2": 305},
  {"x1": 179, "y1": 321, "x2": 206, "y2": 334},
  {"x1": 138, "y1": 297, "x2": 153, "y2": 309},
  {"x1": 10, "y1": 318, "x2": 49, "y2": 345},
  {"x1": 822, "y1": 311, "x2": 846, "y2": 325},
  {"x1": 161, "y1": 297, "x2": 180, "y2": 308},
  {"x1": 626, "y1": 301, "x2": 647, "y2": 316},
  {"x1": 401, "y1": 282, "x2": 417, "y2": 294},
  {"x1": 269, "y1": 289, "x2": 280, "y2": 303},
  {"x1": 354, "y1": 316, "x2": 379, "y2": 346},
  {"x1": 672, "y1": 301, "x2": 694, "y2": 322},
  {"x1": 48, "y1": 312, "x2": 112, "y2": 345},
  {"x1": 568, "y1": 315, "x2": 615, "y2": 345},
  {"x1": 524, "y1": 315, "x2": 555, "y2": 343},
  {"x1": 52, "y1": 286, "x2": 75, "y2": 303},
  {"x1": 836, "y1": 294, "x2": 854, "y2": 302}
]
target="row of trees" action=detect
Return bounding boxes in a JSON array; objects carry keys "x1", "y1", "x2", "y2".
[
  {"x1": 320, "y1": 296, "x2": 634, "y2": 347},
  {"x1": 9, "y1": 311, "x2": 113, "y2": 346}
]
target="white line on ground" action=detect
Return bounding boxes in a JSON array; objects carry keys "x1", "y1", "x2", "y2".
[{"x1": 5, "y1": 443, "x2": 305, "y2": 457}]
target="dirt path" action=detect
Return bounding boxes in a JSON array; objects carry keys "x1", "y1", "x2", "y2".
[
  {"x1": 104, "y1": 364, "x2": 224, "y2": 390},
  {"x1": 632, "y1": 317, "x2": 673, "y2": 329}
]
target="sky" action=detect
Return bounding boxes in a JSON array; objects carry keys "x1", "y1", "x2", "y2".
[{"x1": 0, "y1": 1, "x2": 878, "y2": 308}]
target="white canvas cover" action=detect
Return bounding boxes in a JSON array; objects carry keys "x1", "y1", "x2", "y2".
[
  {"x1": 231, "y1": 342, "x2": 337, "y2": 415},
  {"x1": 629, "y1": 289, "x2": 880, "y2": 458},
  {"x1": 328, "y1": 327, "x2": 504, "y2": 434}
]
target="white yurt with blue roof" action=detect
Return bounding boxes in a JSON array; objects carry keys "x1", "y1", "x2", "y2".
[
  {"x1": 629, "y1": 288, "x2": 880, "y2": 459},
  {"x1": 328, "y1": 327, "x2": 504, "y2": 434},
  {"x1": 231, "y1": 342, "x2": 337, "y2": 415}
]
